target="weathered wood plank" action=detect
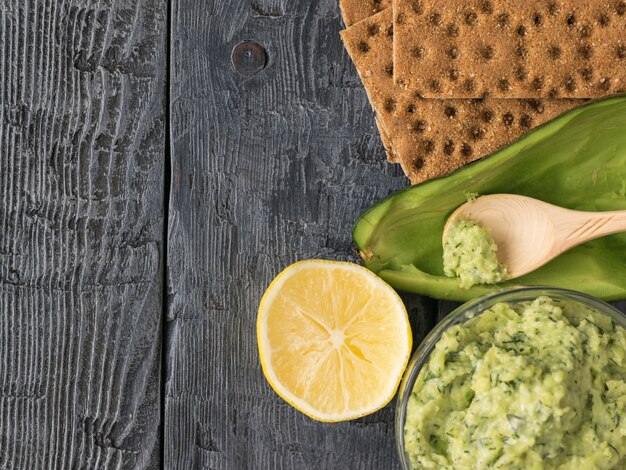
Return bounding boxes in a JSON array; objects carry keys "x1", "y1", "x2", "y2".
[
  {"x1": 0, "y1": 1, "x2": 166, "y2": 468},
  {"x1": 166, "y1": 0, "x2": 437, "y2": 468}
]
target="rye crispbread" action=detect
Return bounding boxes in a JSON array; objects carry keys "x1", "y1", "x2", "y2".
[
  {"x1": 374, "y1": 114, "x2": 397, "y2": 162},
  {"x1": 341, "y1": 8, "x2": 585, "y2": 183},
  {"x1": 340, "y1": 0, "x2": 391, "y2": 27},
  {"x1": 393, "y1": 0, "x2": 626, "y2": 98}
]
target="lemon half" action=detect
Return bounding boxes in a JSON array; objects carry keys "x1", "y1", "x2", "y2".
[{"x1": 257, "y1": 260, "x2": 412, "y2": 422}]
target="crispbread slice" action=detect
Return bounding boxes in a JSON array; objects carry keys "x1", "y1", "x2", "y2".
[
  {"x1": 393, "y1": 0, "x2": 626, "y2": 98},
  {"x1": 374, "y1": 114, "x2": 398, "y2": 162},
  {"x1": 340, "y1": 0, "x2": 391, "y2": 27},
  {"x1": 384, "y1": 99, "x2": 582, "y2": 183},
  {"x1": 340, "y1": 2, "x2": 397, "y2": 162},
  {"x1": 341, "y1": 8, "x2": 585, "y2": 183}
]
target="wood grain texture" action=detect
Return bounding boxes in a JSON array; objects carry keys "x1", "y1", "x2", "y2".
[
  {"x1": 166, "y1": 0, "x2": 438, "y2": 468},
  {"x1": 0, "y1": 0, "x2": 166, "y2": 468}
]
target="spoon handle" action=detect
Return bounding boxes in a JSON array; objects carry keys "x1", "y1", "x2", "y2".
[{"x1": 561, "y1": 210, "x2": 626, "y2": 248}]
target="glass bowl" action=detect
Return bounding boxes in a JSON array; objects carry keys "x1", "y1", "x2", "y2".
[{"x1": 395, "y1": 286, "x2": 626, "y2": 469}]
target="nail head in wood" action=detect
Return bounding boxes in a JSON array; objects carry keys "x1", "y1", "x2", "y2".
[{"x1": 232, "y1": 41, "x2": 267, "y2": 76}]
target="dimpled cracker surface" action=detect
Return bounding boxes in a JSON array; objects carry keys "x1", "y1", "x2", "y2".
[
  {"x1": 340, "y1": 0, "x2": 391, "y2": 26},
  {"x1": 393, "y1": 0, "x2": 626, "y2": 98},
  {"x1": 341, "y1": 8, "x2": 585, "y2": 183},
  {"x1": 384, "y1": 98, "x2": 582, "y2": 183},
  {"x1": 374, "y1": 114, "x2": 397, "y2": 162}
]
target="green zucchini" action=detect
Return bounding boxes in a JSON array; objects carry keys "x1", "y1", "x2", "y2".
[{"x1": 353, "y1": 95, "x2": 626, "y2": 301}]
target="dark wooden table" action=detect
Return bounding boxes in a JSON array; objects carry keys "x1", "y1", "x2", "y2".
[{"x1": 1, "y1": 1, "x2": 624, "y2": 468}]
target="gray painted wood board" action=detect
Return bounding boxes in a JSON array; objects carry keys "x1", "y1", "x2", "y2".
[
  {"x1": 0, "y1": 0, "x2": 166, "y2": 468},
  {"x1": 166, "y1": 0, "x2": 437, "y2": 468}
]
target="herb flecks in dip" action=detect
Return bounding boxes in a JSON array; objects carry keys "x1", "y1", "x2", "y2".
[
  {"x1": 443, "y1": 220, "x2": 507, "y2": 289},
  {"x1": 404, "y1": 297, "x2": 626, "y2": 469}
]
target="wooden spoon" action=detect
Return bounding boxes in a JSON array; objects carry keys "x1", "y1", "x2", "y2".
[{"x1": 443, "y1": 194, "x2": 626, "y2": 280}]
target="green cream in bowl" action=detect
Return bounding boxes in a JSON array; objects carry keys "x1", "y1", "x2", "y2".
[{"x1": 396, "y1": 287, "x2": 626, "y2": 469}]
